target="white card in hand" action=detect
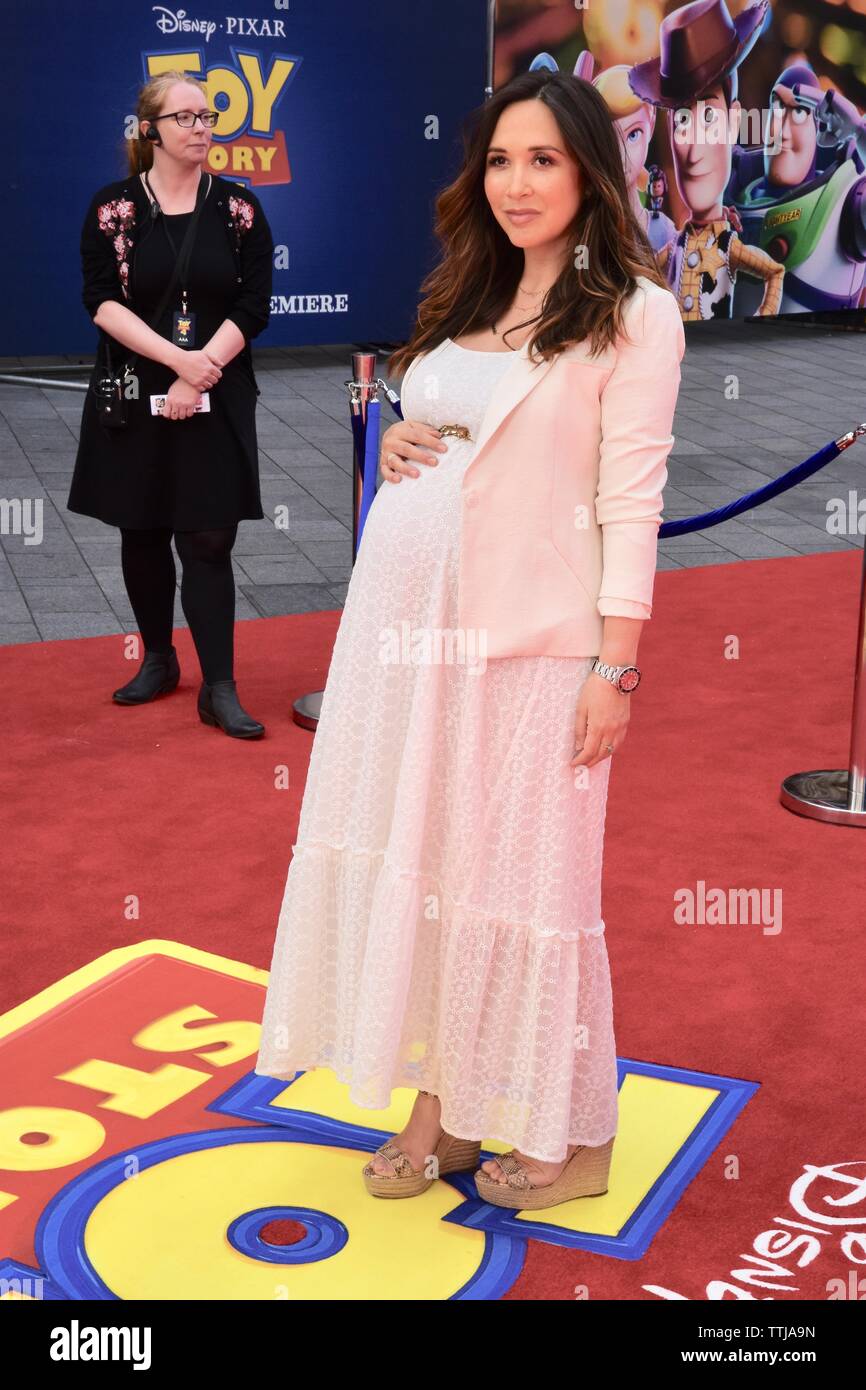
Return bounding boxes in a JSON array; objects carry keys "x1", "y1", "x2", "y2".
[{"x1": 150, "y1": 392, "x2": 211, "y2": 416}]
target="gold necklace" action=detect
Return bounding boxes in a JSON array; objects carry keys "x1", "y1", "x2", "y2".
[{"x1": 492, "y1": 282, "x2": 547, "y2": 337}]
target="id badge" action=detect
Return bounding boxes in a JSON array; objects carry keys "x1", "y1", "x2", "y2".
[
  {"x1": 172, "y1": 310, "x2": 196, "y2": 348},
  {"x1": 150, "y1": 392, "x2": 210, "y2": 416}
]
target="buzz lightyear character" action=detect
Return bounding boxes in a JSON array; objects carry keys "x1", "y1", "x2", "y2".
[{"x1": 727, "y1": 70, "x2": 866, "y2": 314}]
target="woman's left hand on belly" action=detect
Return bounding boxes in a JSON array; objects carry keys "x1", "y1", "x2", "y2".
[{"x1": 380, "y1": 419, "x2": 448, "y2": 482}]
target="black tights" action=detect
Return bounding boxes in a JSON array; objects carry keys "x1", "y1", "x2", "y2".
[{"x1": 119, "y1": 525, "x2": 239, "y2": 684}]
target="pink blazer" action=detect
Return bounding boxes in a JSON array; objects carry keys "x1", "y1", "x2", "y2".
[{"x1": 439, "y1": 274, "x2": 685, "y2": 658}]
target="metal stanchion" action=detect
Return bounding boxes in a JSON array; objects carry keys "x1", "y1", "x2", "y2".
[
  {"x1": 291, "y1": 350, "x2": 381, "y2": 731},
  {"x1": 780, "y1": 506, "x2": 866, "y2": 826},
  {"x1": 485, "y1": 0, "x2": 497, "y2": 100},
  {"x1": 0, "y1": 364, "x2": 92, "y2": 392}
]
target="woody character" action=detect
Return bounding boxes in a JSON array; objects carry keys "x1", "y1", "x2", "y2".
[{"x1": 628, "y1": 0, "x2": 785, "y2": 320}]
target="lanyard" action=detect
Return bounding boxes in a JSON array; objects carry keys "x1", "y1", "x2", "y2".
[{"x1": 149, "y1": 171, "x2": 211, "y2": 316}]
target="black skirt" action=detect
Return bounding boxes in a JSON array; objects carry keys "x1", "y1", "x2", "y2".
[{"x1": 68, "y1": 196, "x2": 265, "y2": 530}]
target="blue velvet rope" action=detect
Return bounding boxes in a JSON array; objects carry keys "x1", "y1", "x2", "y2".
[
  {"x1": 358, "y1": 397, "x2": 380, "y2": 540},
  {"x1": 658, "y1": 437, "x2": 846, "y2": 538}
]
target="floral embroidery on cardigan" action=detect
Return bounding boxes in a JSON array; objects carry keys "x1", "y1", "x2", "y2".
[
  {"x1": 94, "y1": 184, "x2": 252, "y2": 300},
  {"x1": 227, "y1": 194, "x2": 254, "y2": 253},
  {"x1": 97, "y1": 197, "x2": 136, "y2": 301}
]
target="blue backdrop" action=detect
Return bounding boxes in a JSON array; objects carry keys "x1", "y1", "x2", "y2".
[{"x1": 4, "y1": 0, "x2": 488, "y2": 355}]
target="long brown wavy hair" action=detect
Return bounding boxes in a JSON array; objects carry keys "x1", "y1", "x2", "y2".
[
  {"x1": 387, "y1": 69, "x2": 671, "y2": 378},
  {"x1": 124, "y1": 71, "x2": 211, "y2": 176}
]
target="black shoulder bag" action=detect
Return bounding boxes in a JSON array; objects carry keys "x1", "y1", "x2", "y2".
[{"x1": 93, "y1": 175, "x2": 209, "y2": 429}]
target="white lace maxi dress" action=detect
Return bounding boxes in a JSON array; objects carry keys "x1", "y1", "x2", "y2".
[{"x1": 255, "y1": 337, "x2": 619, "y2": 1163}]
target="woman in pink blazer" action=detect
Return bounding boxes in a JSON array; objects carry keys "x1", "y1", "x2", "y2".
[{"x1": 256, "y1": 68, "x2": 684, "y2": 1211}]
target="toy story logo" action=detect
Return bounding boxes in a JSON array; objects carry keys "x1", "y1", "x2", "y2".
[{"x1": 145, "y1": 32, "x2": 299, "y2": 186}]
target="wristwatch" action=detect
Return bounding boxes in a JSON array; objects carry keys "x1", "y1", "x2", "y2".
[{"x1": 591, "y1": 658, "x2": 641, "y2": 693}]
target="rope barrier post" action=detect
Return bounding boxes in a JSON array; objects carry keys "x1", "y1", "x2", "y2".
[
  {"x1": 348, "y1": 352, "x2": 379, "y2": 560},
  {"x1": 291, "y1": 350, "x2": 379, "y2": 731},
  {"x1": 780, "y1": 519, "x2": 866, "y2": 825}
]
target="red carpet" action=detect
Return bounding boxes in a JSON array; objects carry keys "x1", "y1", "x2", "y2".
[{"x1": 2, "y1": 549, "x2": 864, "y2": 1300}]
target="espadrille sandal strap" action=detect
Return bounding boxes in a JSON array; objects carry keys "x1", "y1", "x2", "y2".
[
  {"x1": 369, "y1": 1140, "x2": 416, "y2": 1178},
  {"x1": 488, "y1": 1151, "x2": 533, "y2": 1189}
]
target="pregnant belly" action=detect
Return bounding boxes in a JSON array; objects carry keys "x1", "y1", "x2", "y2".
[
  {"x1": 370, "y1": 441, "x2": 469, "y2": 510},
  {"x1": 356, "y1": 449, "x2": 467, "y2": 573}
]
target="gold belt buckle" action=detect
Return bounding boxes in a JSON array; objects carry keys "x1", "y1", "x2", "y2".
[{"x1": 438, "y1": 423, "x2": 472, "y2": 441}]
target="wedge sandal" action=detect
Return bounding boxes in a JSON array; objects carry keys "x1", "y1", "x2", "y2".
[
  {"x1": 362, "y1": 1089, "x2": 483, "y2": 1198},
  {"x1": 474, "y1": 1136, "x2": 615, "y2": 1210},
  {"x1": 363, "y1": 1129, "x2": 483, "y2": 1198}
]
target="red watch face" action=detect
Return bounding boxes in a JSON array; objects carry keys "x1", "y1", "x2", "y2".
[{"x1": 619, "y1": 667, "x2": 640, "y2": 692}]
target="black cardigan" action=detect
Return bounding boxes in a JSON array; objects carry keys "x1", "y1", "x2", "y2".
[{"x1": 80, "y1": 170, "x2": 274, "y2": 348}]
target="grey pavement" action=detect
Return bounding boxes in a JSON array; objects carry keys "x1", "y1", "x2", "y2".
[{"x1": 1, "y1": 318, "x2": 865, "y2": 646}]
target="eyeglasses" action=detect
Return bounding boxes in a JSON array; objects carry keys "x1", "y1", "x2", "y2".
[{"x1": 151, "y1": 110, "x2": 219, "y2": 129}]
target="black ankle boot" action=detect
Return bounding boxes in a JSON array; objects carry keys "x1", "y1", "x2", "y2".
[
  {"x1": 113, "y1": 646, "x2": 180, "y2": 704},
  {"x1": 197, "y1": 679, "x2": 265, "y2": 739}
]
